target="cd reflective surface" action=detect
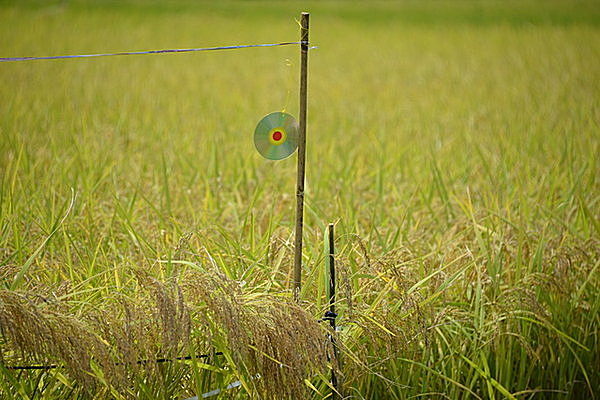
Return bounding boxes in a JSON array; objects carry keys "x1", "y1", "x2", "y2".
[{"x1": 254, "y1": 112, "x2": 299, "y2": 160}]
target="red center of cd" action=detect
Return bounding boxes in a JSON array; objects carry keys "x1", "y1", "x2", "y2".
[{"x1": 272, "y1": 131, "x2": 283, "y2": 141}]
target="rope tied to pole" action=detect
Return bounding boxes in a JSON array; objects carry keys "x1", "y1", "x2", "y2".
[{"x1": 0, "y1": 41, "x2": 305, "y2": 62}]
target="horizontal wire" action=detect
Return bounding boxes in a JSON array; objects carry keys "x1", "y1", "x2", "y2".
[
  {"x1": 0, "y1": 41, "x2": 306, "y2": 62},
  {"x1": 4, "y1": 352, "x2": 224, "y2": 370}
]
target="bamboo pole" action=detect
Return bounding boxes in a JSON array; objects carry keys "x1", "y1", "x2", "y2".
[
  {"x1": 328, "y1": 224, "x2": 336, "y2": 328},
  {"x1": 293, "y1": 12, "x2": 309, "y2": 302},
  {"x1": 328, "y1": 223, "x2": 340, "y2": 399}
]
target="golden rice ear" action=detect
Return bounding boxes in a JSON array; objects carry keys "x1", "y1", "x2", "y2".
[
  {"x1": 1, "y1": 269, "x2": 329, "y2": 399},
  {"x1": 178, "y1": 268, "x2": 328, "y2": 399},
  {"x1": 0, "y1": 289, "x2": 115, "y2": 392}
]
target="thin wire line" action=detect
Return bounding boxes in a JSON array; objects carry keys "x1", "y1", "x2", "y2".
[
  {"x1": 0, "y1": 41, "x2": 303, "y2": 62},
  {"x1": 3, "y1": 352, "x2": 224, "y2": 370}
]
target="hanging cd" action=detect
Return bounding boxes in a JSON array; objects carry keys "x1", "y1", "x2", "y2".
[{"x1": 254, "y1": 112, "x2": 299, "y2": 160}]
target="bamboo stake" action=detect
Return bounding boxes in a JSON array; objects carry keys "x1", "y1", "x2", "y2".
[
  {"x1": 328, "y1": 223, "x2": 340, "y2": 399},
  {"x1": 328, "y1": 224, "x2": 336, "y2": 328},
  {"x1": 293, "y1": 12, "x2": 309, "y2": 302}
]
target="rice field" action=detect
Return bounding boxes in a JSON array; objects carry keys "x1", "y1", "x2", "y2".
[{"x1": 0, "y1": 1, "x2": 599, "y2": 399}]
